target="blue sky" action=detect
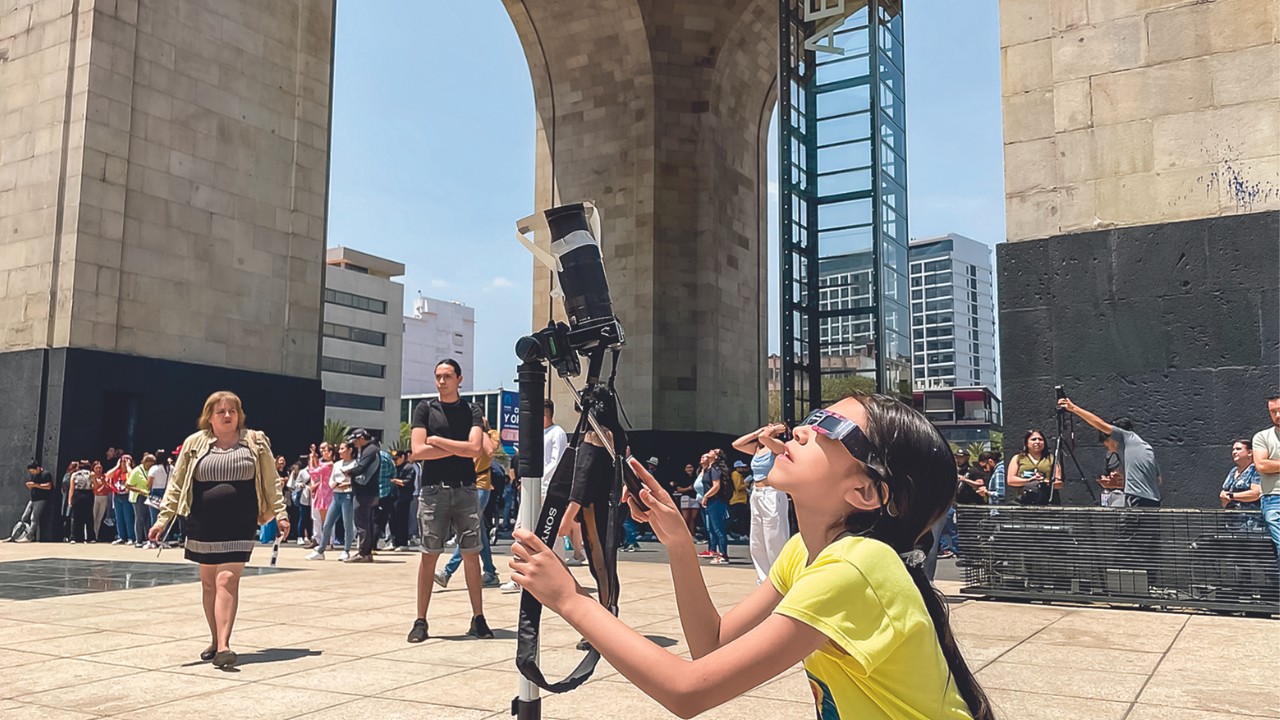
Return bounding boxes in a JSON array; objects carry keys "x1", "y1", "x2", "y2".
[{"x1": 327, "y1": 1, "x2": 1004, "y2": 391}]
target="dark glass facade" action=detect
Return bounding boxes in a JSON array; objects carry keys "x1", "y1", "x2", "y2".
[{"x1": 779, "y1": 0, "x2": 909, "y2": 424}]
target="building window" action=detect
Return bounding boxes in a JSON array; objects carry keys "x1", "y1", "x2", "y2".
[
  {"x1": 324, "y1": 288, "x2": 387, "y2": 314},
  {"x1": 322, "y1": 356, "x2": 386, "y2": 378},
  {"x1": 325, "y1": 391, "x2": 384, "y2": 411},
  {"x1": 323, "y1": 322, "x2": 386, "y2": 347}
]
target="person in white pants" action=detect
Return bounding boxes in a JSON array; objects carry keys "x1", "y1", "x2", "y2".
[{"x1": 732, "y1": 423, "x2": 792, "y2": 584}]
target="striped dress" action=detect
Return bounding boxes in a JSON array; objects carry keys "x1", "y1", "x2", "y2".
[{"x1": 184, "y1": 442, "x2": 259, "y2": 565}]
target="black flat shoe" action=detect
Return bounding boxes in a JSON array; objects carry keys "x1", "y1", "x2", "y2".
[
  {"x1": 407, "y1": 618, "x2": 428, "y2": 643},
  {"x1": 200, "y1": 646, "x2": 216, "y2": 662},
  {"x1": 468, "y1": 614, "x2": 494, "y2": 640},
  {"x1": 211, "y1": 650, "x2": 237, "y2": 668}
]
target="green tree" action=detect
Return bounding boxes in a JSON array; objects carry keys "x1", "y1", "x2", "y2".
[
  {"x1": 322, "y1": 418, "x2": 349, "y2": 447},
  {"x1": 988, "y1": 431, "x2": 1003, "y2": 456},
  {"x1": 388, "y1": 422, "x2": 413, "y2": 453}
]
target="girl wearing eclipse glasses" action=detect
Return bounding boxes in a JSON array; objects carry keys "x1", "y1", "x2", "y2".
[{"x1": 508, "y1": 393, "x2": 993, "y2": 719}]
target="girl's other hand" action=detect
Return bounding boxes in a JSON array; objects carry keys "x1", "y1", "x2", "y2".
[{"x1": 624, "y1": 457, "x2": 692, "y2": 549}]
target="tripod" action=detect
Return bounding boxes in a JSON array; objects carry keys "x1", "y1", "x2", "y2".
[
  {"x1": 1049, "y1": 407, "x2": 1097, "y2": 505},
  {"x1": 512, "y1": 332, "x2": 634, "y2": 720}
]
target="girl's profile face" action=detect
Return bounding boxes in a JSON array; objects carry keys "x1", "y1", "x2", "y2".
[
  {"x1": 768, "y1": 397, "x2": 883, "y2": 513},
  {"x1": 1231, "y1": 442, "x2": 1249, "y2": 463}
]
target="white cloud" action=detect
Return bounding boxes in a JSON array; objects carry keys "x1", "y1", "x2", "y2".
[{"x1": 484, "y1": 276, "x2": 514, "y2": 291}]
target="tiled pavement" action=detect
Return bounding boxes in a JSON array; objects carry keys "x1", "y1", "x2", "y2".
[{"x1": 0, "y1": 542, "x2": 1275, "y2": 719}]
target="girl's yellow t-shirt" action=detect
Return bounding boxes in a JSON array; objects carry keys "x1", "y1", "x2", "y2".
[{"x1": 769, "y1": 534, "x2": 974, "y2": 720}]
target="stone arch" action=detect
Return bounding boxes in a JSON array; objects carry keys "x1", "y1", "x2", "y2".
[{"x1": 503, "y1": 0, "x2": 778, "y2": 436}]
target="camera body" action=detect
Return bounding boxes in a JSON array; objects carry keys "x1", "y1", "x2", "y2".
[{"x1": 1054, "y1": 384, "x2": 1066, "y2": 401}]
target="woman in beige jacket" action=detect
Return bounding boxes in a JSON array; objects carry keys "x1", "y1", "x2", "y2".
[{"x1": 148, "y1": 390, "x2": 289, "y2": 669}]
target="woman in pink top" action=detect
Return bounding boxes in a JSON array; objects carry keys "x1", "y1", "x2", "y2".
[{"x1": 306, "y1": 443, "x2": 334, "y2": 549}]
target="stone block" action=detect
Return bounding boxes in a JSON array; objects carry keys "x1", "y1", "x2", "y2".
[
  {"x1": 1210, "y1": 44, "x2": 1280, "y2": 107},
  {"x1": 1145, "y1": 3, "x2": 1213, "y2": 65},
  {"x1": 1111, "y1": 219, "x2": 1209, "y2": 301},
  {"x1": 1051, "y1": 18, "x2": 1144, "y2": 82},
  {"x1": 1004, "y1": 137, "x2": 1059, "y2": 194},
  {"x1": 1203, "y1": 212, "x2": 1280, "y2": 291},
  {"x1": 1000, "y1": 0, "x2": 1053, "y2": 47},
  {"x1": 1057, "y1": 121, "x2": 1154, "y2": 184},
  {"x1": 1003, "y1": 88, "x2": 1055, "y2": 144},
  {"x1": 1215, "y1": 155, "x2": 1280, "y2": 214},
  {"x1": 1053, "y1": 77, "x2": 1091, "y2": 131},
  {"x1": 1208, "y1": 0, "x2": 1277, "y2": 54},
  {"x1": 1052, "y1": 0, "x2": 1089, "y2": 32},
  {"x1": 1003, "y1": 38, "x2": 1053, "y2": 95},
  {"x1": 1163, "y1": 292, "x2": 1267, "y2": 369},
  {"x1": 1092, "y1": 58, "x2": 1213, "y2": 126},
  {"x1": 1058, "y1": 180, "x2": 1099, "y2": 232},
  {"x1": 1152, "y1": 101, "x2": 1280, "y2": 171},
  {"x1": 1006, "y1": 187, "x2": 1061, "y2": 241},
  {"x1": 1048, "y1": 226, "x2": 1115, "y2": 305}
]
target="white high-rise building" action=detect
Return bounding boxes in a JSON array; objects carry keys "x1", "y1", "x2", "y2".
[
  {"x1": 402, "y1": 296, "x2": 475, "y2": 396},
  {"x1": 322, "y1": 247, "x2": 404, "y2": 442},
  {"x1": 908, "y1": 234, "x2": 997, "y2": 390}
]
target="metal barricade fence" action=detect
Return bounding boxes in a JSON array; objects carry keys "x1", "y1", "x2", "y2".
[{"x1": 954, "y1": 505, "x2": 1279, "y2": 614}]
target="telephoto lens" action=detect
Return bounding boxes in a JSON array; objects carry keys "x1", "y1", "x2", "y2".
[{"x1": 544, "y1": 203, "x2": 615, "y2": 331}]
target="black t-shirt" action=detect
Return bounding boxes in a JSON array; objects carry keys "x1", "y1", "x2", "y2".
[
  {"x1": 412, "y1": 398, "x2": 483, "y2": 488},
  {"x1": 706, "y1": 466, "x2": 733, "y2": 504},
  {"x1": 957, "y1": 468, "x2": 987, "y2": 505},
  {"x1": 394, "y1": 461, "x2": 417, "y2": 499},
  {"x1": 29, "y1": 470, "x2": 54, "y2": 502}
]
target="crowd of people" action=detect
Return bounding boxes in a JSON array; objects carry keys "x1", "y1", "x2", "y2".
[
  {"x1": 7, "y1": 371, "x2": 1278, "y2": 716},
  {"x1": 933, "y1": 393, "x2": 1280, "y2": 561}
]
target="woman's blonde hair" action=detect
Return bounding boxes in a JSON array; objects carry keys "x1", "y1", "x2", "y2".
[{"x1": 198, "y1": 391, "x2": 246, "y2": 432}]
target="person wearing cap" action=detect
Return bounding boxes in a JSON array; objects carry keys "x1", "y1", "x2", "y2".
[
  {"x1": 147, "y1": 390, "x2": 289, "y2": 669},
  {"x1": 345, "y1": 427, "x2": 382, "y2": 563}
]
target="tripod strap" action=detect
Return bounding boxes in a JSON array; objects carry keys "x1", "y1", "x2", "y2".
[{"x1": 515, "y1": 410, "x2": 624, "y2": 693}]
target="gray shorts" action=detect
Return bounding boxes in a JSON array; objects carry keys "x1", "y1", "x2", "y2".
[{"x1": 417, "y1": 485, "x2": 482, "y2": 555}]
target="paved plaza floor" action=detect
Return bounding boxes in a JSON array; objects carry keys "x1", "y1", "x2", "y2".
[{"x1": 0, "y1": 541, "x2": 1275, "y2": 719}]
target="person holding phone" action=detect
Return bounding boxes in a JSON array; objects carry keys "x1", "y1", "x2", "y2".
[{"x1": 1006, "y1": 429, "x2": 1061, "y2": 505}]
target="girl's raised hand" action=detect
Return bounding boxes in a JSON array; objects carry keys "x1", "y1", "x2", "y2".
[{"x1": 624, "y1": 457, "x2": 692, "y2": 549}]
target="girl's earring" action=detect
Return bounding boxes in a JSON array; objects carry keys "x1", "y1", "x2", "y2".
[{"x1": 882, "y1": 484, "x2": 899, "y2": 517}]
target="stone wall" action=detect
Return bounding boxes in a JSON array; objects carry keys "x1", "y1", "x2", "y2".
[
  {"x1": 0, "y1": 0, "x2": 334, "y2": 377},
  {"x1": 999, "y1": 0, "x2": 1280, "y2": 506},
  {"x1": 0, "y1": 0, "x2": 333, "y2": 526},
  {"x1": 1001, "y1": 0, "x2": 1279, "y2": 241}
]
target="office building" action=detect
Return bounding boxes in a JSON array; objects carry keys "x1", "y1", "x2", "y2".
[
  {"x1": 322, "y1": 247, "x2": 404, "y2": 442},
  {"x1": 402, "y1": 296, "x2": 475, "y2": 396},
  {"x1": 909, "y1": 234, "x2": 997, "y2": 390}
]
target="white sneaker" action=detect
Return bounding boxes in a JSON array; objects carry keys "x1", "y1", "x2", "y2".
[
  {"x1": 296, "y1": 538, "x2": 306, "y2": 545},
  {"x1": 500, "y1": 580, "x2": 520, "y2": 593},
  {"x1": 305, "y1": 550, "x2": 325, "y2": 561},
  {"x1": 337, "y1": 551, "x2": 350, "y2": 561},
  {"x1": 564, "y1": 557, "x2": 585, "y2": 567}
]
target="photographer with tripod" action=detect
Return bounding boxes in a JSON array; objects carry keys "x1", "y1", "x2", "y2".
[{"x1": 1057, "y1": 398, "x2": 1162, "y2": 507}]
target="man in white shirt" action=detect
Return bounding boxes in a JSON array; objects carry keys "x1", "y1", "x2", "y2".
[
  {"x1": 146, "y1": 453, "x2": 172, "y2": 546},
  {"x1": 542, "y1": 398, "x2": 568, "y2": 498}
]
